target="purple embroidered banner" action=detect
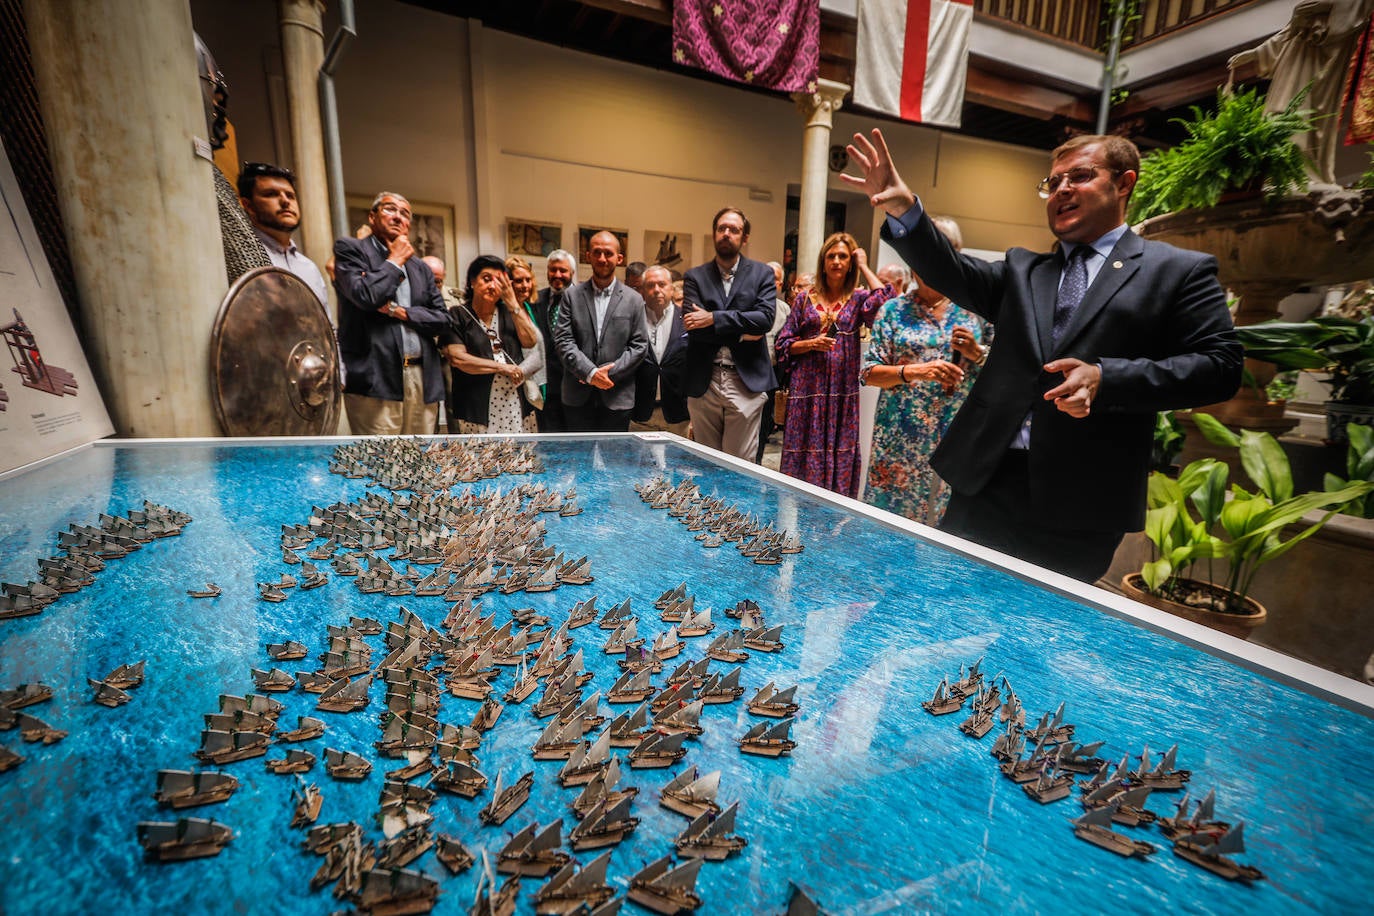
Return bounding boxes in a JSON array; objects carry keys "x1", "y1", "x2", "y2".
[{"x1": 672, "y1": 0, "x2": 820, "y2": 93}]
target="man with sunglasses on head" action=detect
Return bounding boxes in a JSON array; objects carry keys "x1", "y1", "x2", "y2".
[
  {"x1": 842, "y1": 130, "x2": 1241, "y2": 583},
  {"x1": 237, "y1": 162, "x2": 329, "y2": 306},
  {"x1": 332, "y1": 192, "x2": 453, "y2": 436}
]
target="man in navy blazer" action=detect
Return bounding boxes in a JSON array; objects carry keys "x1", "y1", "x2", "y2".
[
  {"x1": 843, "y1": 130, "x2": 1241, "y2": 582},
  {"x1": 333, "y1": 192, "x2": 453, "y2": 435},
  {"x1": 631, "y1": 265, "x2": 690, "y2": 436},
  {"x1": 529, "y1": 249, "x2": 576, "y2": 432},
  {"x1": 681, "y1": 207, "x2": 777, "y2": 460},
  {"x1": 552, "y1": 231, "x2": 649, "y2": 432}
]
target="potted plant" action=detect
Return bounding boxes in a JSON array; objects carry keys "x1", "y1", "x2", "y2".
[
  {"x1": 1234, "y1": 314, "x2": 1374, "y2": 443},
  {"x1": 1122, "y1": 414, "x2": 1374, "y2": 638},
  {"x1": 1128, "y1": 85, "x2": 1313, "y2": 224},
  {"x1": 1324, "y1": 423, "x2": 1374, "y2": 518}
]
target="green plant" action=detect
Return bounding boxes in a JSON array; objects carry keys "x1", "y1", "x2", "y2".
[
  {"x1": 1151, "y1": 410, "x2": 1185, "y2": 471},
  {"x1": 1139, "y1": 413, "x2": 1373, "y2": 614},
  {"x1": 1325, "y1": 422, "x2": 1374, "y2": 518},
  {"x1": 1265, "y1": 370, "x2": 1299, "y2": 402},
  {"x1": 1235, "y1": 315, "x2": 1374, "y2": 404},
  {"x1": 1359, "y1": 151, "x2": 1374, "y2": 190},
  {"x1": 1128, "y1": 86, "x2": 1314, "y2": 223}
]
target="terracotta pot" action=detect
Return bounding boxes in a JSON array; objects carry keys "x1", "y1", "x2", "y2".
[{"x1": 1120, "y1": 573, "x2": 1267, "y2": 640}]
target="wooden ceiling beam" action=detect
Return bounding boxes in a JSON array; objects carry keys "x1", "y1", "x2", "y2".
[{"x1": 965, "y1": 66, "x2": 1095, "y2": 123}]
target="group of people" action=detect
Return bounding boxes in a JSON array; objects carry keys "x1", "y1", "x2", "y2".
[{"x1": 236, "y1": 125, "x2": 1243, "y2": 586}]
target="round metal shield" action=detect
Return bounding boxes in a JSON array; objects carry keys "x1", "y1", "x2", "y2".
[{"x1": 211, "y1": 266, "x2": 341, "y2": 436}]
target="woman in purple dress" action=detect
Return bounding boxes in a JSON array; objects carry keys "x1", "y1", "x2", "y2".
[{"x1": 775, "y1": 232, "x2": 894, "y2": 497}]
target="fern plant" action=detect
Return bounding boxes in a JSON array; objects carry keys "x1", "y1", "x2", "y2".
[{"x1": 1129, "y1": 86, "x2": 1314, "y2": 223}]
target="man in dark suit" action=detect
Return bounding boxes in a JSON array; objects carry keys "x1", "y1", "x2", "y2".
[
  {"x1": 631, "y1": 265, "x2": 690, "y2": 437},
  {"x1": 681, "y1": 207, "x2": 777, "y2": 460},
  {"x1": 333, "y1": 192, "x2": 453, "y2": 435},
  {"x1": 552, "y1": 230, "x2": 649, "y2": 432},
  {"x1": 529, "y1": 249, "x2": 576, "y2": 432},
  {"x1": 843, "y1": 129, "x2": 1242, "y2": 582}
]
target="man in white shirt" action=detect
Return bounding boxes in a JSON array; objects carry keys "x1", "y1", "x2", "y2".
[
  {"x1": 630, "y1": 265, "x2": 689, "y2": 436},
  {"x1": 237, "y1": 162, "x2": 328, "y2": 305}
]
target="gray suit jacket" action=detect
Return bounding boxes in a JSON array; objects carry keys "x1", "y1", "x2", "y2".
[{"x1": 552, "y1": 278, "x2": 649, "y2": 411}]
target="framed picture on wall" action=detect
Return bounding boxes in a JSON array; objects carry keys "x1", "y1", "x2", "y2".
[
  {"x1": 346, "y1": 196, "x2": 458, "y2": 282},
  {"x1": 577, "y1": 226, "x2": 630, "y2": 264},
  {"x1": 507, "y1": 220, "x2": 562, "y2": 258},
  {"x1": 642, "y1": 230, "x2": 691, "y2": 272}
]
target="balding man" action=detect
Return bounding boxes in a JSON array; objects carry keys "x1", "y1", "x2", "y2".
[
  {"x1": 631, "y1": 265, "x2": 689, "y2": 437},
  {"x1": 877, "y1": 263, "x2": 910, "y2": 295},
  {"x1": 422, "y1": 256, "x2": 460, "y2": 310},
  {"x1": 333, "y1": 191, "x2": 451, "y2": 435},
  {"x1": 531, "y1": 249, "x2": 577, "y2": 431},
  {"x1": 552, "y1": 231, "x2": 649, "y2": 432}
]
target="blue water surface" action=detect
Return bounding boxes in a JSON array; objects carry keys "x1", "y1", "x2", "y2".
[{"x1": 0, "y1": 438, "x2": 1370, "y2": 915}]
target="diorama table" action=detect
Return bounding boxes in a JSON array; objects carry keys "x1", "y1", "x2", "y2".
[{"x1": 1, "y1": 434, "x2": 1370, "y2": 916}]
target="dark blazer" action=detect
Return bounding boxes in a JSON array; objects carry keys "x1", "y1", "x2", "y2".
[
  {"x1": 552, "y1": 279, "x2": 649, "y2": 411},
  {"x1": 883, "y1": 210, "x2": 1242, "y2": 533},
  {"x1": 332, "y1": 236, "x2": 451, "y2": 404},
  {"x1": 680, "y1": 256, "x2": 777, "y2": 396},
  {"x1": 437, "y1": 305, "x2": 530, "y2": 426},
  {"x1": 633, "y1": 305, "x2": 690, "y2": 424}
]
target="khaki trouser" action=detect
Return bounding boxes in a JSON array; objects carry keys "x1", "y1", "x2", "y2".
[
  {"x1": 687, "y1": 365, "x2": 766, "y2": 462},
  {"x1": 344, "y1": 365, "x2": 438, "y2": 435}
]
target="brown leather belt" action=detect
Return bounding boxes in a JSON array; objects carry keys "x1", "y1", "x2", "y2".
[{"x1": 402, "y1": 356, "x2": 422, "y2": 367}]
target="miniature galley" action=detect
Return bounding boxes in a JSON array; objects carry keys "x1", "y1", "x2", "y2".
[{"x1": 3, "y1": 437, "x2": 827, "y2": 915}]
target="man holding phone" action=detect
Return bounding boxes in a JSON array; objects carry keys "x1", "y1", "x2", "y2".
[{"x1": 680, "y1": 207, "x2": 777, "y2": 461}]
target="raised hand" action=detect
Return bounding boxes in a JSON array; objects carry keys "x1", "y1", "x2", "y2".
[
  {"x1": 840, "y1": 129, "x2": 917, "y2": 217},
  {"x1": 387, "y1": 234, "x2": 414, "y2": 265}
]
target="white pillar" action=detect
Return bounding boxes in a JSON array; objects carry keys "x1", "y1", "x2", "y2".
[
  {"x1": 792, "y1": 79, "x2": 849, "y2": 279},
  {"x1": 278, "y1": 0, "x2": 332, "y2": 273},
  {"x1": 25, "y1": 0, "x2": 221, "y2": 436}
]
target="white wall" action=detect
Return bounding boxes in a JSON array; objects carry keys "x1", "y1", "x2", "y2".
[{"x1": 192, "y1": 0, "x2": 1054, "y2": 286}]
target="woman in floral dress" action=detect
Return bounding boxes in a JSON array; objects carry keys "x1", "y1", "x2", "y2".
[
  {"x1": 862, "y1": 274, "x2": 988, "y2": 524},
  {"x1": 775, "y1": 232, "x2": 893, "y2": 497}
]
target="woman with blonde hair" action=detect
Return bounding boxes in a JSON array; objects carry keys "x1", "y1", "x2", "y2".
[
  {"x1": 505, "y1": 255, "x2": 546, "y2": 408},
  {"x1": 775, "y1": 231, "x2": 894, "y2": 496}
]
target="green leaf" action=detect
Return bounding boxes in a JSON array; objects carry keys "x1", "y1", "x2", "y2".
[
  {"x1": 1147, "y1": 472, "x2": 1184, "y2": 510},
  {"x1": 1192, "y1": 412, "x2": 1241, "y2": 448},
  {"x1": 1220, "y1": 494, "x2": 1270, "y2": 541},
  {"x1": 1141, "y1": 558, "x2": 1172, "y2": 592},
  {"x1": 1144, "y1": 505, "x2": 1178, "y2": 550},
  {"x1": 1238, "y1": 429, "x2": 1292, "y2": 502},
  {"x1": 1189, "y1": 461, "x2": 1229, "y2": 528}
]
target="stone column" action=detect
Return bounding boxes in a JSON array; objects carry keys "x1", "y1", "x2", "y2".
[
  {"x1": 24, "y1": 0, "x2": 221, "y2": 436},
  {"x1": 792, "y1": 79, "x2": 849, "y2": 279},
  {"x1": 278, "y1": 0, "x2": 332, "y2": 276}
]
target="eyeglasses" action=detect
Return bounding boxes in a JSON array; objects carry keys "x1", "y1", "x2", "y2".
[
  {"x1": 1036, "y1": 165, "x2": 1120, "y2": 199},
  {"x1": 374, "y1": 202, "x2": 412, "y2": 221}
]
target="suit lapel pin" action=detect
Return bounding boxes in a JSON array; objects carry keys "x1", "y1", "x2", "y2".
[{"x1": 1112, "y1": 260, "x2": 1124, "y2": 269}]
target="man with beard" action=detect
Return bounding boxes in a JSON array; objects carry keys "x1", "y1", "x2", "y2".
[
  {"x1": 552, "y1": 231, "x2": 649, "y2": 432},
  {"x1": 332, "y1": 191, "x2": 452, "y2": 435},
  {"x1": 531, "y1": 249, "x2": 577, "y2": 431},
  {"x1": 237, "y1": 162, "x2": 328, "y2": 306},
  {"x1": 680, "y1": 207, "x2": 777, "y2": 460}
]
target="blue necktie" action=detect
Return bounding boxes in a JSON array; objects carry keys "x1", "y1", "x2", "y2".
[{"x1": 1052, "y1": 246, "x2": 1090, "y2": 346}]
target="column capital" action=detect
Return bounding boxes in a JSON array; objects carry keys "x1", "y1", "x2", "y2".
[{"x1": 792, "y1": 78, "x2": 850, "y2": 128}]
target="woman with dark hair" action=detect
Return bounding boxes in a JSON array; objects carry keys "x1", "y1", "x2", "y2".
[
  {"x1": 438, "y1": 255, "x2": 542, "y2": 434},
  {"x1": 775, "y1": 231, "x2": 893, "y2": 496}
]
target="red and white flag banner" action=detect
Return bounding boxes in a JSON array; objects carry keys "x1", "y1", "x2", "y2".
[{"x1": 854, "y1": 0, "x2": 973, "y2": 128}]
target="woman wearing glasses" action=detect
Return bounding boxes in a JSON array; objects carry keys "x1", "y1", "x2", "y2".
[
  {"x1": 775, "y1": 231, "x2": 894, "y2": 497},
  {"x1": 438, "y1": 255, "x2": 542, "y2": 434}
]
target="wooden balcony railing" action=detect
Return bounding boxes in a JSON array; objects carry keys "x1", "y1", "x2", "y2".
[{"x1": 974, "y1": 0, "x2": 1258, "y2": 51}]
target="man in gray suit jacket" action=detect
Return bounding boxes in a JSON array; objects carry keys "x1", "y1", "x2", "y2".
[
  {"x1": 843, "y1": 129, "x2": 1241, "y2": 582},
  {"x1": 553, "y1": 230, "x2": 649, "y2": 432}
]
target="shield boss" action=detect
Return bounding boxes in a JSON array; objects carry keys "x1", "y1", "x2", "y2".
[{"x1": 211, "y1": 267, "x2": 341, "y2": 435}]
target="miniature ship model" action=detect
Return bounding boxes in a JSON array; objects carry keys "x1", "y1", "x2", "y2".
[
  {"x1": 532, "y1": 850, "x2": 615, "y2": 915},
  {"x1": 277, "y1": 716, "x2": 326, "y2": 743},
  {"x1": 660, "y1": 767, "x2": 722, "y2": 819},
  {"x1": 568, "y1": 795, "x2": 639, "y2": 850},
  {"x1": 265, "y1": 748, "x2": 316, "y2": 775},
  {"x1": 480, "y1": 770, "x2": 534, "y2": 825},
  {"x1": 187, "y1": 583, "x2": 221, "y2": 598},
  {"x1": 434, "y1": 833, "x2": 475, "y2": 875},
  {"x1": 89, "y1": 677, "x2": 131, "y2": 708},
  {"x1": 1134, "y1": 743, "x2": 1191, "y2": 791},
  {"x1": 654, "y1": 699, "x2": 705, "y2": 738},
  {"x1": 290, "y1": 780, "x2": 323, "y2": 828},
  {"x1": 1157, "y1": 788, "x2": 1231, "y2": 840},
  {"x1": 1022, "y1": 753, "x2": 1074, "y2": 804},
  {"x1": 265, "y1": 638, "x2": 309, "y2": 660},
  {"x1": 1172, "y1": 821, "x2": 1265, "y2": 882},
  {"x1": 137, "y1": 817, "x2": 233, "y2": 861},
  {"x1": 496, "y1": 820, "x2": 571, "y2": 876},
  {"x1": 153, "y1": 770, "x2": 238, "y2": 809},
  {"x1": 628, "y1": 730, "x2": 688, "y2": 768},
  {"x1": 674, "y1": 800, "x2": 747, "y2": 860},
  {"x1": 1070, "y1": 803, "x2": 1157, "y2": 858},
  {"x1": 627, "y1": 855, "x2": 703, "y2": 915},
  {"x1": 471, "y1": 851, "x2": 520, "y2": 916},
  {"x1": 251, "y1": 667, "x2": 297, "y2": 693},
  {"x1": 746, "y1": 682, "x2": 799, "y2": 718},
  {"x1": 324, "y1": 747, "x2": 373, "y2": 780},
  {"x1": 739, "y1": 717, "x2": 796, "y2": 757},
  {"x1": 376, "y1": 824, "x2": 435, "y2": 869},
  {"x1": 558, "y1": 731, "x2": 612, "y2": 787},
  {"x1": 697, "y1": 668, "x2": 744, "y2": 705},
  {"x1": 922, "y1": 678, "x2": 965, "y2": 716},
  {"x1": 355, "y1": 866, "x2": 440, "y2": 914},
  {"x1": 570, "y1": 756, "x2": 639, "y2": 820}
]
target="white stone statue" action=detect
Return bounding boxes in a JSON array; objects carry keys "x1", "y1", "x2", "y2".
[{"x1": 1228, "y1": 0, "x2": 1374, "y2": 186}]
